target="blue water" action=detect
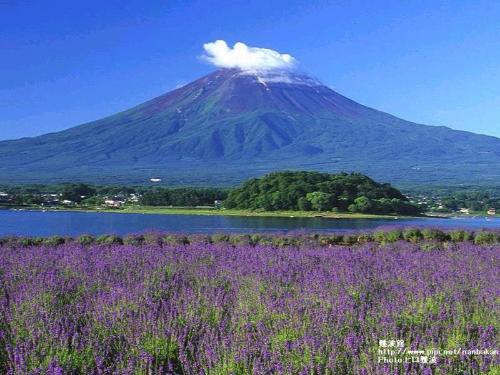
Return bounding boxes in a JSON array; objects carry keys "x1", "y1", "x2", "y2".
[{"x1": 0, "y1": 209, "x2": 498, "y2": 236}]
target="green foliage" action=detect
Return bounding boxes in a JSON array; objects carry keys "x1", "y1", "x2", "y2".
[
  {"x1": 348, "y1": 196, "x2": 373, "y2": 213},
  {"x1": 3, "y1": 229, "x2": 496, "y2": 252},
  {"x1": 18, "y1": 237, "x2": 44, "y2": 247},
  {"x1": 140, "y1": 187, "x2": 228, "y2": 206},
  {"x1": 373, "y1": 229, "x2": 402, "y2": 244},
  {"x1": 297, "y1": 196, "x2": 312, "y2": 211},
  {"x1": 50, "y1": 347, "x2": 95, "y2": 373},
  {"x1": 449, "y1": 230, "x2": 473, "y2": 242},
  {"x1": 441, "y1": 191, "x2": 500, "y2": 212},
  {"x1": 42, "y1": 236, "x2": 66, "y2": 246},
  {"x1": 211, "y1": 234, "x2": 231, "y2": 244},
  {"x1": 61, "y1": 184, "x2": 96, "y2": 204},
  {"x1": 141, "y1": 334, "x2": 179, "y2": 371},
  {"x1": 162, "y1": 235, "x2": 189, "y2": 246},
  {"x1": 402, "y1": 228, "x2": 423, "y2": 243},
  {"x1": 474, "y1": 231, "x2": 496, "y2": 245},
  {"x1": 421, "y1": 229, "x2": 449, "y2": 242},
  {"x1": 224, "y1": 171, "x2": 419, "y2": 214},
  {"x1": 0, "y1": 183, "x2": 229, "y2": 209},
  {"x1": 356, "y1": 233, "x2": 374, "y2": 244},
  {"x1": 95, "y1": 235, "x2": 123, "y2": 245},
  {"x1": 77, "y1": 235, "x2": 94, "y2": 246},
  {"x1": 209, "y1": 357, "x2": 248, "y2": 375},
  {"x1": 123, "y1": 235, "x2": 145, "y2": 246},
  {"x1": 306, "y1": 191, "x2": 331, "y2": 211},
  {"x1": 80, "y1": 195, "x2": 103, "y2": 206},
  {"x1": 229, "y1": 234, "x2": 252, "y2": 246}
]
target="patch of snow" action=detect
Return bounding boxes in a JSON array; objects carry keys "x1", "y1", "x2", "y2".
[
  {"x1": 240, "y1": 70, "x2": 322, "y2": 87},
  {"x1": 256, "y1": 76, "x2": 270, "y2": 91}
]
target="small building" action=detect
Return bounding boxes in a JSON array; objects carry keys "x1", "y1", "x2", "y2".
[
  {"x1": 487, "y1": 208, "x2": 496, "y2": 215},
  {"x1": 104, "y1": 199, "x2": 123, "y2": 208}
]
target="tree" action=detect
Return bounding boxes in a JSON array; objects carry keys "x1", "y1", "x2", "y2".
[
  {"x1": 390, "y1": 199, "x2": 420, "y2": 215},
  {"x1": 81, "y1": 196, "x2": 104, "y2": 206},
  {"x1": 297, "y1": 197, "x2": 312, "y2": 211},
  {"x1": 306, "y1": 192, "x2": 331, "y2": 211},
  {"x1": 373, "y1": 198, "x2": 393, "y2": 214},
  {"x1": 348, "y1": 196, "x2": 373, "y2": 213},
  {"x1": 61, "y1": 184, "x2": 96, "y2": 203}
]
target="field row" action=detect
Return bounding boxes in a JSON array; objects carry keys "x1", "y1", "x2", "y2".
[{"x1": 2, "y1": 227, "x2": 499, "y2": 248}]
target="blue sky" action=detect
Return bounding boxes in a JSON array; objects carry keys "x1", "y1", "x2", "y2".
[{"x1": 1, "y1": 0, "x2": 499, "y2": 140}]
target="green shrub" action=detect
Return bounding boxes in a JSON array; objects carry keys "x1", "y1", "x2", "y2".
[
  {"x1": 385, "y1": 230, "x2": 403, "y2": 243},
  {"x1": 43, "y1": 236, "x2": 66, "y2": 246},
  {"x1": 18, "y1": 237, "x2": 43, "y2": 247},
  {"x1": 421, "y1": 229, "x2": 449, "y2": 242},
  {"x1": 250, "y1": 234, "x2": 264, "y2": 246},
  {"x1": 329, "y1": 234, "x2": 344, "y2": 245},
  {"x1": 372, "y1": 230, "x2": 402, "y2": 244},
  {"x1": 318, "y1": 235, "x2": 334, "y2": 246},
  {"x1": 357, "y1": 233, "x2": 374, "y2": 244},
  {"x1": 420, "y1": 242, "x2": 441, "y2": 251},
  {"x1": 403, "y1": 228, "x2": 423, "y2": 243},
  {"x1": 271, "y1": 236, "x2": 296, "y2": 247},
  {"x1": 343, "y1": 234, "x2": 359, "y2": 245},
  {"x1": 211, "y1": 234, "x2": 230, "y2": 244},
  {"x1": 162, "y1": 235, "x2": 189, "y2": 246},
  {"x1": 124, "y1": 235, "x2": 145, "y2": 246},
  {"x1": 449, "y1": 230, "x2": 473, "y2": 242},
  {"x1": 474, "y1": 231, "x2": 496, "y2": 245},
  {"x1": 96, "y1": 234, "x2": 123, "y2": 245},
  {"x1": 77, "y1": 235, "x2": 94, "y2": 246},
  {"x1": 230, "y1": 235, "x2": 252, "y2": 246},
  {"x1": 373, "y1": 231, "x2": 387, "y2": 244}
]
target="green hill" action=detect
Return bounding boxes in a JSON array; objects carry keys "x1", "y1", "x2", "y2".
[{"x1": 224, "y1": 171, "x2": 420, "y2": 215}]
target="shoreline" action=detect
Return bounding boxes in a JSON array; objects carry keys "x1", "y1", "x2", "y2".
[
  {"x1": 3, "y1": 205, "x2": 421, "y2": 220},
  {"x1": 3, "y1": 205, "x2": 498, "y2": 219}
]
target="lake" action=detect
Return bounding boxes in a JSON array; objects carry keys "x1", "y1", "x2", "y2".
[{"x1": 0, "y1": 209, "x2": 498, "y2": 237}]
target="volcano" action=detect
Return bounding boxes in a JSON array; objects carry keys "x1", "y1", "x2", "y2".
[{"x1": 1, "y1": 68, "x2": 499, "y2": 185}]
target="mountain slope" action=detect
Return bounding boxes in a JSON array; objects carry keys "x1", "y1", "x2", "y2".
[{"x1": 1, "y1": 69, "x2": 499, "y2": 185}]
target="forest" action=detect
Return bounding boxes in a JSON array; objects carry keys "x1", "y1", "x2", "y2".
[{"x1": 224, "y1": 171, "x2": 421, "y2": 215}]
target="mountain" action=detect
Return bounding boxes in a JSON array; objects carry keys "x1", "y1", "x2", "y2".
[{"x1": 1, "y1": 68, "x2": 499, "y2": 186}]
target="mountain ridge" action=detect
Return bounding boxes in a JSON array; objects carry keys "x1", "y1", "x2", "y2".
[{"x1": 1, "y1": 68, "x2": 499, "y2": 186}]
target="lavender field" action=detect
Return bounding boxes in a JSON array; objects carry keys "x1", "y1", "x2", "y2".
[{"x1": 0, "y1": 231, "x2": 498, "y2": 374}]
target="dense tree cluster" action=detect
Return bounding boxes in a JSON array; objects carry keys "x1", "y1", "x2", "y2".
[
  {"x1": 224, "y1": 171, "x2": 420, "y2": 215},
  {"x1": 139, "y1": 188, "x2": 228, "y2": 206}
]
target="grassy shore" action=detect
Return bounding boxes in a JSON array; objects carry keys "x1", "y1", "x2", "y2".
[
  {"x1": 35, "y1": 205, "x2": 414, "y2": 219},
  {"x1": 7, "y1": 204, "x2": 499, "y2": 219}
]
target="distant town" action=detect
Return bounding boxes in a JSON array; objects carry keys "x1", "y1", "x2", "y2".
[{"x1": 408, "y1": 192, "x2": 497, "y2": 216}]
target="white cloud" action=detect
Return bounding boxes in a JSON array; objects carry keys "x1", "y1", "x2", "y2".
[{"x1": 202, "y1": 40, "x2": 296, "y2": 72}]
